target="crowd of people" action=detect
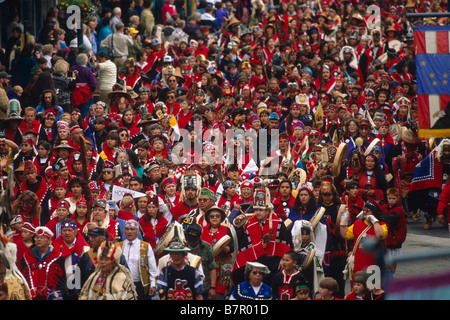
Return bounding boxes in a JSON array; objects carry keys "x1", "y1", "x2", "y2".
[{"x1": 0, "y1": 0, "x2": 449, "y2": 301}]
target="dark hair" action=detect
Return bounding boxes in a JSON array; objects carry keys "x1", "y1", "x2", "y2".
[
  {"x1": 102, "y1": 17, "x2": 111, "y2": 26},
  {"x1": 125, "y1": 148, "x2": 141, "y2": 169},
  {"x1": 105, "y1": 131, "x2": 121, "y2": 146},
  {"x1": 363, "y1": 154, "x2": 388, "y2": 193},
  {"x1": 130, "y1": 176, "x2": 143, "y2": 184},
  {"x1": 292, "y1": 186, "x2": 317, "y2": 213},
  {"x1": 40, "y1": 88, "x2": 58, "y2": 106},
  {"x1": 97, "y1": 51, "x2": 108, "y2": 60},
  {"x1": 20, "y1": 43, "x2": 35, "y2": 57},
  {"x1": 37, "y1": 140, "x2": 52, "y2": 152},
  {"x1": 67, "y1": 177, "x2": 91, "y2": 204},
  {"x1": 284, "y1": 250, "x2": 300, "y2": 263}
]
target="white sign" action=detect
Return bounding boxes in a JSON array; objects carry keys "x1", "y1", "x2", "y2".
[{"x1": 111, "y1": 186, "x2": 147, "y2": 202}]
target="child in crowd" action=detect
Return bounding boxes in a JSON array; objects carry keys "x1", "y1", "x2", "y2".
[
  {"x1": 345, "y1": 271, "x2": 369, "y2": 300},
  {"x1": 316, "y1": 277, "x2": 341, "y2": 300}
]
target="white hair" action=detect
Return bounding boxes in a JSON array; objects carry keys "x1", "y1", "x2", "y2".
[{"x1": 76, "y1": 53, "x2": 88, "y2": 66}]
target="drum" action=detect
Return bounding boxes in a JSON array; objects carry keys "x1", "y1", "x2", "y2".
[
  {"x1": 189, "y1": 255, "x2": 202, "y2": 269},
  {"x1": 364, "y1": 138, "x2": 381, "y2": 156},
  {"x1": 332, "y1": 143, "x2": 348, "y2": 177},
  {"x1": 298, "y1": 248, "x2": 316, "y2": 271},
  {"x1": 154, "y1": 221, "x2": 175, "y2": 257},
  {"x1": 310, "y1": 207, "x2": 326, "y2": 229},
  {"x1": 284, "y1": 218, "x2": 293, "y2": 229},
  {"x1": 389, "y1": 123, "x2": 402, "y2": 143},
  {"x1": 213, "y1": 235, "x2": 231, "y2": 256}
]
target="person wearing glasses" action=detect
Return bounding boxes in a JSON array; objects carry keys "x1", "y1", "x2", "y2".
[
  {"x1": 229, "y1": 262, "x2": 273, "y2": 300},
  {"x1": 163, "y1": 90, "x2": 181, "y2": 116}
]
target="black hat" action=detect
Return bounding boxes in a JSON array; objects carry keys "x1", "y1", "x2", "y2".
[
  {"x1": 184, "y1": 223, "x2": 202, "y2": 242},
  {"x1": 345, "y1": 180, "x2": 359, "y2": 190},
  {"x1": 0, "y1": 71, "x2": 11, "y2": 79},
  {"x1": 88, "y1": 227, "x2": 109, "y2": 238},
  {"x1": 176, "y1": 86, "x2": 188, "y2": 96}
]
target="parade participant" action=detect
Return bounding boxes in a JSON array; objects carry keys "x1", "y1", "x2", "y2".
[
  {"x1": 216, "y1": 179, "x2": 239, "y2": 216},
  {"x1": 159, "y1": 175, "x2": 180, "y2": 212},
  {"x1": 14, "y1": 222, "x2": 35, "y2": 268},
  {"x1": 288, "y1": 184, "x2": 321, "y2": 224},
  {"x1": 0, "y1": 239, "x2": 32, "y2": 300},
  {"x1": 142, "y1": 159, "x2": 163, "y2": 194},
  {"x1": 357, "y1": 118, "x2": 375, "y2": 149},
  {"x1": 381, "y1": 187, "x2": 407, "y2": 275},
  {"x1": 272, "y1": 179, "x2": 296, "y2": 221},
  {"x1": 316, "y1": 277, "x2": 342, "y2": 300},
  {"x1": 139, "y1": 193, "x2": 169, "y2": 246},
  {"x1": 438, "y1": 180, "x2": 450, "y2": 235},
  {"x1": 99, "y1": 131, "x2": 121, "y2": 163},
  {"x1": 77, "y1": 228, "x2": 111, "y2": 288},
  {"x1": 52, "y1": 218, "x2": 90, "y2": 299},
  {"x1": 13, "y1": 136, "x2": 37, "y2": 172},
  {"x1": 171, "y1": 174, "x2": 200, "y2": 223},
  {"x1": 71, "y1": 195, "x2": 91, "y2": 231},
  {"x1": 184, "y1": 223, "x2": 217, "y2": 300},
  {"x1": 83, "y1": 199, "x2": 118, "y2": 242},
  {"x1": 7, "y1": 215, "x2": 23, "y2": 243},
  {"x1": 233, "y1": 188, "x2": 292, "y2": 285},
  {"x1": 229, "y1": 261, "x2": 273, "y2": 300},
  {"x1": 33, "y1": 141, "x2": 54, "y2": 176},
  {"x1": 97, "y1": 160, "x2": 116, "y2": 198},
  {"x1": 340, "y1": 198, "x2": 388, "y2": 281},
  {"x1": 317, "y1": 181, "x2": 347, "y2": 299},
  {"x1": 388, "y1": 125, "x2": 426, "y2": 220},
  {"x1": 357, "y1": 153, "x2": 388, "y2": 202},
  {"x1": 20, "y1": 226, "x2": 64, "y2": 300},
  {"x1": 12, "y1": 190, "x2": 41, "y2": 228},
  {"x1": 200, "y1": 206, "x2": 234, "y2": 300},
  {"x1": 65, "y1": 176, "x2": 91, "y2": 214},
  {"x1": 271, "y1": 251, "x2": 308, "y2": 300},
  {"x1": 45, "y1": 200, "x2": 71, "y2": 239},
  {"x1": 344, "y1": 271, "x2": 369, "y2": 300},
  {"x1": 236, "y1": 180, "x2": 254, "y2": 205},
  {"x1": 79, "y1": 240, "x2": 137, "y2": 300},
  {"x1": 120, "y1": 219, "x2": 158, "y2": 300},
  {"x1": 184, "y1": 186, "x2": 214, "y2": 228},
  {"x1": 341, "y1": 180, "x2": 365, "y2": 224},
  {"x1": 17, "y1": 161, "x2": 52, "y2": 225},
  {"x1": 49, "y1": 177, "x2": 67, "y2": 217},
  {"x1": 157, "y1": 239, "x2": 204, "y2": 300}
]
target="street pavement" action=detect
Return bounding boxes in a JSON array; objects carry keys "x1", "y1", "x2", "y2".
[{"x1": 395, "y1": 214, "x2": 450, "y2": 278}]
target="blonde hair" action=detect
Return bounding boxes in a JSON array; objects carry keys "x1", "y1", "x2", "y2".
[{"x1": 53, "y1": 59, "x2": 70, "y2": 75}]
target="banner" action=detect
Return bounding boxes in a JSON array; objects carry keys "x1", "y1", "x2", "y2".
[
  {"x1": 111, "y1": 185, "x2": 147, "y2": 202},
  {"x1": 414, "y1": 25, "x2": 450, "y2": 138}
]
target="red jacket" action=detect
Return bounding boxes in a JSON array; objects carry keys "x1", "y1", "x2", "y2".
[
  {"x1": 438, "y1": 182, "x2": 450, "y2": 222},
  {"x1": 381, "y1": 203, "x2": 406, "y2": 248},
  {"x1": 21, "y1": 246, "x2": 64, "y2": 300}
]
